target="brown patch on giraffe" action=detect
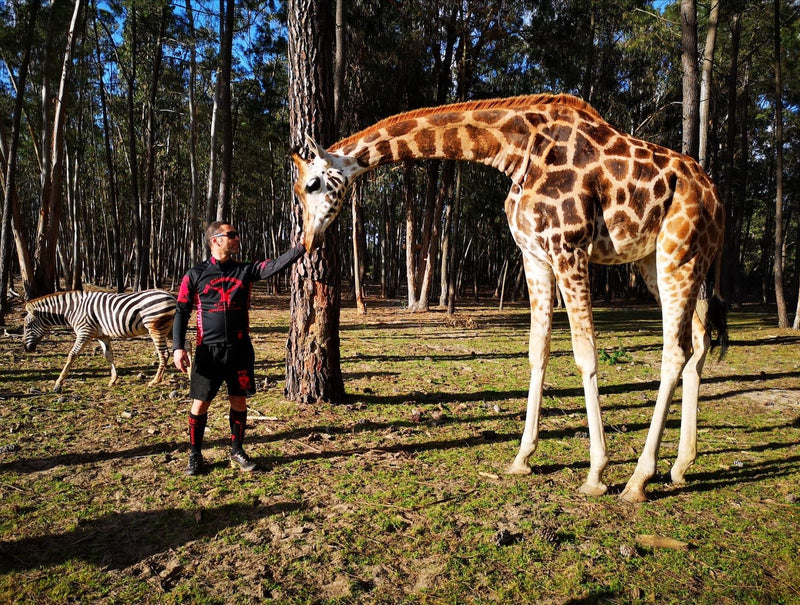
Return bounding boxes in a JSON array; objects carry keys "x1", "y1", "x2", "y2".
[
  {"x1": 606, "y1": 138, "x2": 630, "y2": 157},
  {"x1": 428, "y1": 113, "x2": 461, "y2": 127},
  {"x1": 363, "y1": 131, "x2": 382, "y2": 144},
  {"x1": 545, "y1": 145, "x2": 568, "y2": 166},
  {"x1": 470, "y1": 126, "x2": 502, "y2": 158},
  {"x1": 634, "y1": 146, "x2": 651, "y2": 159},
  {"x1": 572, "y1": 133, "x2": 597, "y2": 168},
  {"x1": 524, "y1": 111, "x2": 548, "y2": 129},
  {"x1": 653, "y1": 152, "x2": 671, "y2": 169},
  {"x1": 374, "y1": 140, "x2": 393, "y2": 160},
  {"x1": 604, "y1": 159, "x2": 628, "y2": 180},
  {"x1": 580, "y1": 122, "x2": 615, "y2": 146},
  {"x1": 627, "y1": 183, "x2": 648, "y2": 218},
  {"x1": 542, "y1": 123, "x2": 574, "y2": 143},
  {"x1": 442, "y1": 129, "x2": 463, "y2": 157},
  {"x1": 561, "y1": 197, "x2": 583, "y2": 226},
  {"x1": 615, "y1": 187, "x2": 627, "y2": 205},
  {"x1": 501, "y1": 115, "x2": 532, "y2": 136},
  {"x1": 473, "y1": 110, "x2": 507, "y2": 125},
  {"x1": 533, "y1": 201, "x2": 561, "y2": 231},
  {"x1": 386, "y1": 120, "x2": 419, "y2": 137},
  {"x1": 537, "y1": 170, "x2": 577, "y2": 198},
  {"x1": 395, "y1": 139, "x2": 414, "y2": 161},
  {"x1": 414, "y1": 130, "x2": 436, "y2": 156},
  {"x1": 339, "y1": 142, "x2": 358, "y2": 155}
]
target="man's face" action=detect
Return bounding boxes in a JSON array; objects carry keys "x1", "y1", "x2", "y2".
[{"x1": 211, "y1": 224, "x2": 241, "y2": 255}]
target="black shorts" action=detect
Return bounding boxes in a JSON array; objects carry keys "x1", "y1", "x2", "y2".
[{"x1": 189, "y1": 343, "x2": 257, "y2": 401}]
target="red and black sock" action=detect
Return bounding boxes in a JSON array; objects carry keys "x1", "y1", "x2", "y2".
[
  {"x1": 230, "y1": 409, "x2": 247, "y2": 453},
  {"x1": 188, "y1": 412, "x2": 207, "y2": 455}
]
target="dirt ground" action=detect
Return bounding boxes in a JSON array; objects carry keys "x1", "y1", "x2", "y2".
[{"x1": 1, "y1": 292, "x2": 799, "y2": 603}]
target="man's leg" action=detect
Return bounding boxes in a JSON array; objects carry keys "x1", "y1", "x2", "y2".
[
  {"x1": 186, "y1": 400, "x2": 211, "y2": 475},
  {"x1": 228, "y1": 395, "x2": 256, "y2": 471}
]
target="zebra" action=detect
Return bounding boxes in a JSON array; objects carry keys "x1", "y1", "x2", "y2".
[{"x1": 23, "y1": 289, "x2": 177, "y2": 391}]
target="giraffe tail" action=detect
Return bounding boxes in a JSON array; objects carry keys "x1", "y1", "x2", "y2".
[{"x1": 707, "y1": 294, "x2": 729, "y2": 360}]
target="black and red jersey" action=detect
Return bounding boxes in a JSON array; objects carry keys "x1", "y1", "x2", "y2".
[{"x1": 172, "y1": 244, "x2": 304, "y2": 350}]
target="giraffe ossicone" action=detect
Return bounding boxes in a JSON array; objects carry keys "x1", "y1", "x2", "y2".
[{"x1": 292, "y1": 94, "x2": 727, "y2": 503}]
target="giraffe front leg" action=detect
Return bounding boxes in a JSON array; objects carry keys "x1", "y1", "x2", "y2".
[{"x1": 507, "y1": 256, "x2": 554, "y2": 476}]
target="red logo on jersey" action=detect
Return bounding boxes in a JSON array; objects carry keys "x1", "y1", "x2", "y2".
[{"x1": 203, "y1": 277, "x2": 244, "y2": 311}]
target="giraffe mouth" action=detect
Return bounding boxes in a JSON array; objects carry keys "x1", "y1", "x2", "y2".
[{"x1": 304, "y1": 229, "x2": 324, "y2": 252}]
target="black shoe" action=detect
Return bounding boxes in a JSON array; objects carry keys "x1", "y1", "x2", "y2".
[
  {"x1": 230, "y1": 449, "x2": 257, "y2": 472},
  {"x1": 185, "y1": 452, "x2": 204, "y2": 476}
]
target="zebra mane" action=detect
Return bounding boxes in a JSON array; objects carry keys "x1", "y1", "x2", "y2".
[
  {"x1": 331, "y1": 93, "x2": 600, "y2": 153},
  {"x1": 26, "y1": 292, "x2": 70, "y2": 314}
]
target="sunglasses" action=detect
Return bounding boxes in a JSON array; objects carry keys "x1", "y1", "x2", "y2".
[{"x1": 212, "y1": 231, "x2": 239, "y2": 239}]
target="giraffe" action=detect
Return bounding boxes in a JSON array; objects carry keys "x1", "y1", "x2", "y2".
[{"x1": 291, "y1": 94, "x2": 727, "y2": 502}]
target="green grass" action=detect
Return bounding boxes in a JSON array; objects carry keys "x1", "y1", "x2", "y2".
[{"x1": 0, "y1": 294, "x2": 798, "y2": 603}]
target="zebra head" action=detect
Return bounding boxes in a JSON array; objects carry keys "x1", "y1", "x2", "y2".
[
  {"x1": 23, "y1": 308, "x2": 47, "y2": 353},
  {"x1": 291, "y1": 135, "x2": 359, "y2": 251}
]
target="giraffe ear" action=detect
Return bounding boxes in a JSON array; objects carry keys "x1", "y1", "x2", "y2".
[{"x1": 304, "y1": 134, "x2": 337, "y2": 166}]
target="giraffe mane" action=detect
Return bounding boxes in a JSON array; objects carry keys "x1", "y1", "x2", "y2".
[{"x1": 330, "y1": 94, "x2": 600, "y2": 153}]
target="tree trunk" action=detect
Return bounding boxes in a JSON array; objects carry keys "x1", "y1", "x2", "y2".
[
  {"x1": 680, "y1": 0, "x2": 699, "y2": 159},
  {"x1": 333, "y1": 0, "x2": 345, "y2": 134},
  {"x1": 772, "y1": 0, "x2": 789, "y2": 328},
  {"x1": 92, "y1": 7, "x2": 123, "y2": 293},
  {"x1": 138, "y1": 3, "x2": 168, "y2": 291},
  {"x1": 34, "y1": 0, "x2": 84, "y2": 295},
  {"x1": 0, "y1": 0, "x2": 38, "y2": 320},
  {"x1": 698, "y1": 0, "x2": 719, "y2": 171},
  {"x1": 352, "y1": 181, "x2": 367, "y2": 314},
  {"x1": 216, "y1": 0, "x2": 234, "y2": 221},
  {"x1": 185, "y1": 0, "x2": 200, "y2": 266},
  {"x1": 446, "y1": 164, "x2": 463, "y2": 314},
  {"x1": 126, "y1": 6, "x2": 142, "y2": 292},
  {"x1": 286, "y1": 0, "x2": 345, "y2": 404}
]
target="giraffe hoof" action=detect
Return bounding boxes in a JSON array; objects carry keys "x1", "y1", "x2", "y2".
[
  {"x1": 620, "y1": 486, "x2": 649, "y2": 504},
  {"x1": 505, "y1": 462, "x2": 532, "y2": 476},
  {"x1": 53, "y1": 382, "x2": 63, "y2": 393},
  {"x1": 578, "y1": 481, "x2": 608, "y2": 497}
]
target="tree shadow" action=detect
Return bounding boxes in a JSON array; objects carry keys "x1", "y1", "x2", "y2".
[{"x1": 0, "y1": 500, "x2": 301, "y2": 573}]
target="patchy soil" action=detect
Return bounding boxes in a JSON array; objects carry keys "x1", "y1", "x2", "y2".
[{"x1": 0, "y1": 290, "x2": 799, "y2": 603}]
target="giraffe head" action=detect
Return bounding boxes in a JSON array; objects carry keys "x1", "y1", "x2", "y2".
[{"x1": 291, "y1": 136, "x2": 356, "y2": 251}]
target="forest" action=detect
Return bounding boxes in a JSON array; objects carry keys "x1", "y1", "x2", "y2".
[{"x1": 0, "y1": 0, "x2": 799, "y2": 324}]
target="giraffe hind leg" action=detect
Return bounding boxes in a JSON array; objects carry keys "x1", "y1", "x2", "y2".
[{"x1": 621, "y1": 259, "x2": 702, "y2": 503}]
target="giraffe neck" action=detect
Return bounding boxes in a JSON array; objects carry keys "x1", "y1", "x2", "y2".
[{"x1": 331, "y1": 95, "x2": 597, "y2": 182}]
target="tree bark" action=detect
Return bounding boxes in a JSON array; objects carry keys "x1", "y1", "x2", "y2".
[
  {"x1": 215, "y1": 0, "x2": 234, "y2": 221},
  {"x1": 286, "y1": 0, "x2": 345, "y2": 404},
  {"x1": 137, "y1": 3, "x2": 168, "y2": 291},
  {"x1": 698, "y1": 0, "x2": 719, "y2": 171},
  {"x1": 185, "y1": 0, "x2": 200, "y2": 266},
  {"x1": 772, "y1": 0, "x2": 789, "y2": 327},
  {"x1": 680, "y1": 0, "x2": 699, "y2": 159},
  {"x1": 0, "y1": 0, "x2": 38, "y2": 319}
]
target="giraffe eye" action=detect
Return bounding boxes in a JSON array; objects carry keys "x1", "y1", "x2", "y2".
[{"x1": 305, "y1": 177, "x2": 322, "y2": 193}]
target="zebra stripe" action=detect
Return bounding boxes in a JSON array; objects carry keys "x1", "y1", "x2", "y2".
[{"x1": 24, "y1": 289, "x2": 177, "y2": 391}]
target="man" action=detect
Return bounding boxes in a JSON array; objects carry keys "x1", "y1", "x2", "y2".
[{"x1": 173, "y1": 221, "x2": 304, "y2": 475}]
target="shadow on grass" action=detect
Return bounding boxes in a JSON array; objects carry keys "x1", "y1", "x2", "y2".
[{"x1": 0, "y1": 500, "x2": 301, "y2": 572}]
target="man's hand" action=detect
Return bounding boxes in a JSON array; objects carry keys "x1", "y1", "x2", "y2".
[{"x1": 173, "y1": 349, "x2": 191, "y2": 373}]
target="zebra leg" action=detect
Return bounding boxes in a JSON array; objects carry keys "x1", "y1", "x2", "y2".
[
  {"x1": 97, "y1": 337, "x2": 118, "y2": 386},
  {"x1": 147, "y1": 329, "x2": 169, "y2": 386},
  {"x1": 54, "y1": 333, "x2": 91, "y2": 392}
]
